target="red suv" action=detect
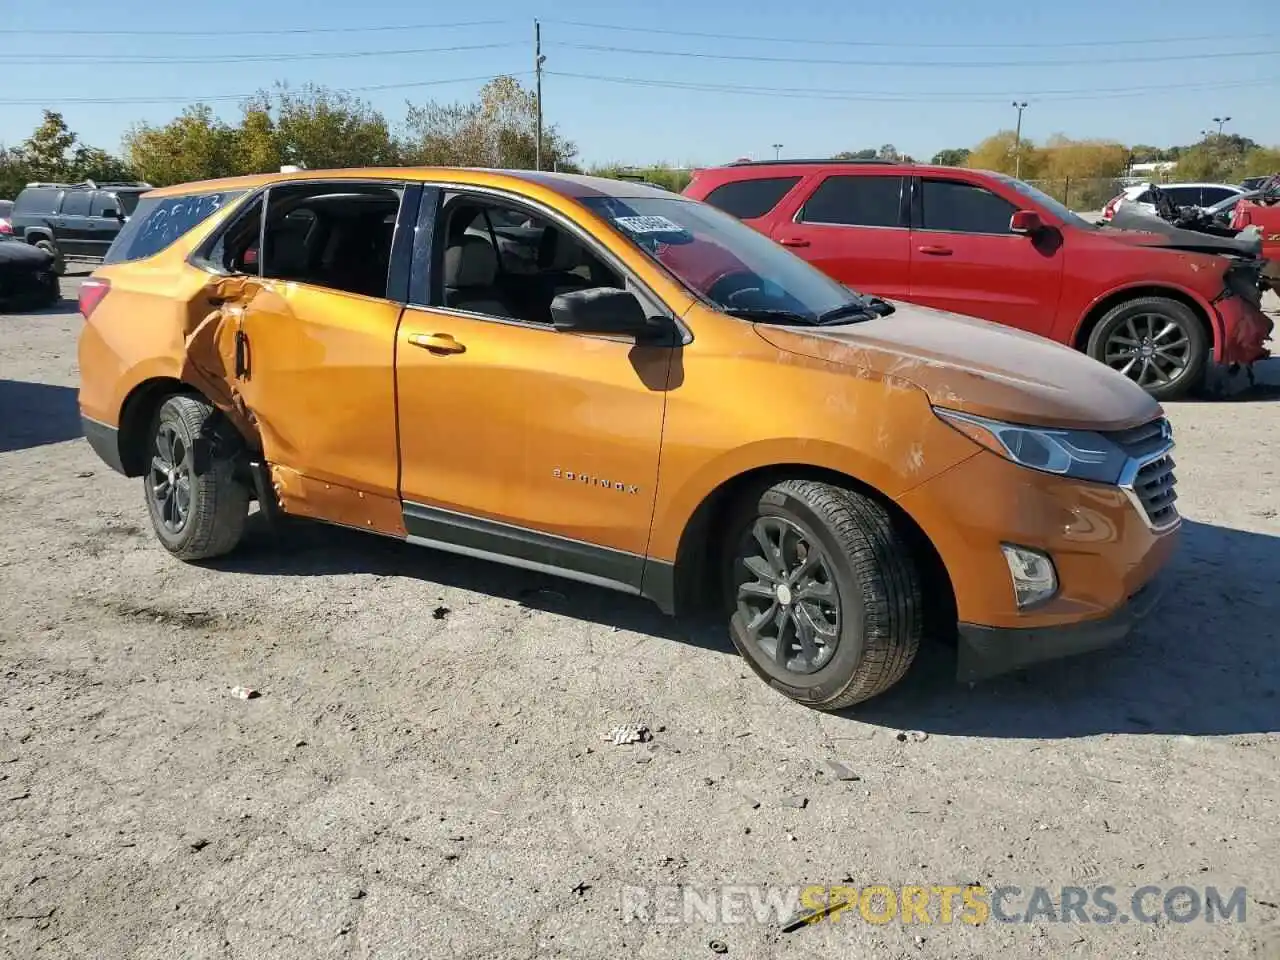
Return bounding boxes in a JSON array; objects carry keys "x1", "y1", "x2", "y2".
[{"x1": 684, "y1": 160, "x2": 1273, "y2": 400}]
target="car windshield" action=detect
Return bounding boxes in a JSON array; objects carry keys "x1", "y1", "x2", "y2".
[
  {"x1": 578, "y1": 194, "x2": 879, "y2": 325},
  {"x1": 989, "y1": 173, "x2": 1099, "y2": 230}
]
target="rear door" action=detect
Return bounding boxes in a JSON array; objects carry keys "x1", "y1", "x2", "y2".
[
  {"x1": 767, "y1": 173, "x2": 911, "y2": 299},
  {"x1": 698, "y1": 175, "x2": 803, "y2": 233},
  {"x1": 55, "y1": 189, "x2": 93, "y2": 255},
  {"x1": 907, "y1": 174, "x2": 1065, "y2": 333}
]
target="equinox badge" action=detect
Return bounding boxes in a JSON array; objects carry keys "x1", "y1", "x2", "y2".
[{"x1": 552, "y1": 468, "x2": 639, "y2": 495}]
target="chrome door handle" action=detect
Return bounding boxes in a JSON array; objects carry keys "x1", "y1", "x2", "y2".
[{"x1": 408, "y1": 332, "x2": 466, "y2": 354}]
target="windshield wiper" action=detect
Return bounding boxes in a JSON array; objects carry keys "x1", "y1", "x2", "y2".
[
  {"x1": 816, "y1": 301, "x2": 881, "y2": 324},
  {"x1": 721, "y1": 307, "x2": 817, "y2": 325}
]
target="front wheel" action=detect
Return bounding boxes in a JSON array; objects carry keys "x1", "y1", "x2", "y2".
[
  {"x1": 1086, "y1": 296, "x2": 1208, "y2": 401},
  {"x1": 143, "y1": 394, "x2": 249, "y2": 560},
  {"x1": 723, "y1": 479, "x2": 924, "y2": 711}
]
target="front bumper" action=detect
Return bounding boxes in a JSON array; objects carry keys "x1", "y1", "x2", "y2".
[
  {"x1": 81, "y1": 415, "x2": 125, "y2": 475},
  {"x1": 1216, "y1": 293, "x2": 1273, "y2": 365},
  {"x1": 956, "y1": 575, "x2": 1167, "y2": 682}
]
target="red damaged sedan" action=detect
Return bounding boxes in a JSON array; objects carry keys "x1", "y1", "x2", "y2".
[{"x1": 684, "y1": 160, "x2": 1273, "y2": 401}]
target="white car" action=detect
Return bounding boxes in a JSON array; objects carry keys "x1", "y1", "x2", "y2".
[
  {"x1": 0, "y1": 199, "x2": 12, "y2": 236},
  {"x1": 1100, "y1": 182, "x2": 1245, "y2": 222}
]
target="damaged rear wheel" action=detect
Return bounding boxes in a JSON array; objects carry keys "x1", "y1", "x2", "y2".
[
  {"x1": 1087, "y1": 296, "x2": 1207, "y2": 401},
  {"x1": 144, "y1": 394, "x2": 249, "y2": 560}
]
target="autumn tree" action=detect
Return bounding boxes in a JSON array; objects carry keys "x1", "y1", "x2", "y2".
[
  {"x1": 965, "y1": 130, "x2": 1042, "y2": 178},
  {"x1": 17, "y1": 111, "x2": 77, "y2": 181},
  {"x1": 268, "y1": 84, "x2": 399, "y2": 169}
]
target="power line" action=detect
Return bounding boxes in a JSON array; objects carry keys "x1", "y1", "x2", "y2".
[
  {"x1": 0, "y1": 18, "x2": 511, "y2": 37},
  {"x1": 555, "y1": 41, "x2": 1280, "y2": 69},
  {"x1": 0, "y1": 72, "x2": 530, "y2": 106},
  {"x1": 0, "y1": 41, "x2": 523, "y2": 66},
  {"x1": 544, "y1": 18, "x2": 1280, "y2": 50},
  {"x1": 545, "y1": 70, "x2": 1280, "y2": 104}
]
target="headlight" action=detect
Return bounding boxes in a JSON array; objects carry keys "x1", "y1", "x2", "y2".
[{"x1": 933, "y1": 407, "x2": 1128, "y2": 484}]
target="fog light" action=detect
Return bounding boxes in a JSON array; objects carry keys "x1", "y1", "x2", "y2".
[{"x1": 1001, "y1": 544, "x2": 1058, "y2": 609}]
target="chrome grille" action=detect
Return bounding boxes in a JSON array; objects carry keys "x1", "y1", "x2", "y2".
[{"x1": 1132, "y1": 453, "x2": 1178, "y2": 528}]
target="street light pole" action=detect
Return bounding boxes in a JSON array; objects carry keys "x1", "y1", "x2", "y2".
[
  {"x1": 772, "y1": 143, "x2": 783, "y2": 160},
  {"x1": 1213, "y1": 116, "x2": 1231, "y2": 136},
  {"x1": 534, "y1": 20, "x2": 546, "y2": 170},
  {"x1": 1012, "y1": 101, "x2": 1028, "y2": 178}
]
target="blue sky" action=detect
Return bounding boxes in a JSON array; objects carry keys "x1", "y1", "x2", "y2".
[{"x1": 2, "y1": 0, "x2": 1277, "y2": 168}]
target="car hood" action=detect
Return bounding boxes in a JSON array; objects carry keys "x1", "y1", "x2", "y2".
[
  {"x1": 753, "y1": 301, "x2": 1162, "y2": 431},
  {"x1": 1104, "y1": 210, "x2": 1261, "y2": 258}
]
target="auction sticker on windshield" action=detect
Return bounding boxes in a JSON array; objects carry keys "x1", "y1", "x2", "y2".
[{"x1": 613, "y1": 215, "x2": 687, "y2": 235}]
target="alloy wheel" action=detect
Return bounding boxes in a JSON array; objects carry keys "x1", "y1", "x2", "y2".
[
  {"x1": 1102, "y1": 313, "x2": 1192, "y2": 388},
  {"x1": 148, "y1": 422, "x2": 193, "y2": 534},
  {"x1": 733, "y1": 516, "x2": 841, "y2": 675}
]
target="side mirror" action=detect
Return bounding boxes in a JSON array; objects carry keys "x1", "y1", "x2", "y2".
[
  {"x1": 1009, "y1": 210, "x2": 1043, "y2": 234},
  {"x1": 550, "y1": 287, "x2": 659, "y2": 339}
]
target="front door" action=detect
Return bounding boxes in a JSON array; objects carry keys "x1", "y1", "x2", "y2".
[
  {"x1": 768, "y1": 173, "x2": 912, "y2": 300},
  {"x1": 395, "y1": 189, "x2": 673, "y2": 590},
  {"x1": 907, "y1": 175, "x2": 1065, "y2": 334},
  {"x1": 199, "y1": 180, "x2": 410, "y2": 529}
]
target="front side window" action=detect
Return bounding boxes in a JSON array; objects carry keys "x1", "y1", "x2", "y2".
[
  {"x1": 103, "y1": 190, "x2": 245, "y2": 265},
  {"x1": 428, "y1": 195, "x2": 623, "y2": 324},
  {"x1": 580, "y1": 194, "x2": 879, "y2": 325},
  {"x1": 702, "y1": 176, "x2": 801, "y2": 220},
  {"x1": 799, "y1": 175, "x2": 903, "y2": 228},
  {"x1": 920, "y1": 179, "x2": 1016, "y2": 234}
]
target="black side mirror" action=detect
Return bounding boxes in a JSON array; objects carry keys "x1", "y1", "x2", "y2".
[{"x1": 550, "y1": 287, "x2": 662, "y2": 340}]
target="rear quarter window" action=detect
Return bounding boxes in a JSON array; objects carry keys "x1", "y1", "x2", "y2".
[
  {"x1": 103, "y1": 190, "x2": 246, "y2": 265},
  {"x1": 14, "y1": 188, "x2": 63, "y2": 215},
  {"x1": 701, "y1": 176, "x2": 802, "y2": 220}
]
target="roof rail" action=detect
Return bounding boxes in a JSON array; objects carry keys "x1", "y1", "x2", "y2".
[
  {"x1": 726, "y1": 158, "x2": 906, "y2": 167},
  {"x1": 23, "y1": 179, "x2": 152, "y2": 190}
]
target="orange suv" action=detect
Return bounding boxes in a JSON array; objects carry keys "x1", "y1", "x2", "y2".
[{"x1": 77, "y1": 168, "x2": 1180, "y2": 709}]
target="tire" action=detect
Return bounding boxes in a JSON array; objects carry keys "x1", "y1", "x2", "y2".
[
  {"x1": 1086, "y1": 296, "x2": 1208, "y2": 401},
  {"x1": 143, "y1": 394, "x2": 249, "y2": 561},
  {"x1": 722, "y1": 478, "x2": 923, "y2": 711},
  {"x1": 34, "y1": 240, "x2": 65, "y2": 277}
]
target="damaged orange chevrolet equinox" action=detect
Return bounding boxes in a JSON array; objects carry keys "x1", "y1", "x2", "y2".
[{"x1": 77, "y1": 169, "x2": 1181, "y2": 709}]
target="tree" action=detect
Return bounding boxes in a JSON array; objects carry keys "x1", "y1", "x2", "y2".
[
  {"x1": 1241, "y1": 146, "x2": 1280, "y2": 178},
  {"x1": 965, "y1": 130, "x2": 1042, "y2": 178},
  {"x1": 930, "y1": 147, "x2": 970, "y2": 166},
  {"x1": 70, "y1": 146, "x2": 137, "y2": 183},
  {"x1": 123, "y1": 104, "x2": 239, "y2": 186},
  {"x1": 270, "y1": 84, "x2": 399, "y2": 169},
  {"x1": 18, "y1": 111, "x2": 78, "y2": 181},
  {"x1": 876, "y1": 143, "x2": 899, "y2": 161},
  {"x1": 235, "y1": 99, "x2": 283, "y2": 175},
  {"x1": 402, "y1": 76, "x2": 576, "y2": 169},
  {"x1": 833, "y1": 148, "x2": 877, "y2": 160}
]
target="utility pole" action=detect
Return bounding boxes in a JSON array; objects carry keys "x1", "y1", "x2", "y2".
[
  {"x1": 1011, "y1": 101, "x2": 1028, "y2": 178},
  {"x1": 1213, "y1": 115, "x2": 1231, "y2": 136},
  {"x1": 772, "y1": 143, "x2": 783, "y2": 160},
  {"x1": 534, "y1": 20, "x2": 545, "y2": 171}
]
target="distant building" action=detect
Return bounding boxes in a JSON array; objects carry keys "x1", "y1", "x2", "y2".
[{"x1": 1129, "y1": 160, "x2": 1177, "y2": 179}]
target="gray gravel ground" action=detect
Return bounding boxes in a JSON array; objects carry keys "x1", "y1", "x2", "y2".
[{"x1": 1, "y1": 276, "x2": 1278, "y2": 960}]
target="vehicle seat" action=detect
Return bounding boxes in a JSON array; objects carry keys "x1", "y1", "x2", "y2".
[{"x1": 443, "y1": 234, "x2": 510, "y2": 316}]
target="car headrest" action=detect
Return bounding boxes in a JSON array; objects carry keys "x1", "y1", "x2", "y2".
[
  {"x1": 539, "y1": 227, "x2": 583, "y2": 272},
  {"x1": 443, "y1": 234, "x2": 498, "y2": 288}
]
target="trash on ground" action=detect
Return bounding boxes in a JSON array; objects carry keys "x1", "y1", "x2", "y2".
[
  {"x1": 709, "y1": 939, "x2": 729, "y2": 954},
  {"x1": 896, "y1": 730, "x2": 928, "y2": 743},
  {"x1": 604, "y1": 724, "x2": 650, "y2": 745},
  {"x1": 229, "y1": 686, "x2": 259, "y2": 700},
  {"x1": 825, "y1": 760, "x2": 860, "y2": 781}
]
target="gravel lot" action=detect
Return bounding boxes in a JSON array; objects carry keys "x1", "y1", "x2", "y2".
[{"x1": 2, "y1": 276, "x2": 1278, "y2": 960}]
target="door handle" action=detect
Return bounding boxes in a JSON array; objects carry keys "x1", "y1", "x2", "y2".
[
  {"x1": 408, "y1": 332, "x2": 466, "y2": 355},
  {"x1": 777, "y1": 238, "x2": 811, "y2": 248},
  {"x1": 234, "y1": 330, "x2": 250, "y2": 378},
  {"x1": 917, "y1": 245, "x2": 953, "y2": 256}
]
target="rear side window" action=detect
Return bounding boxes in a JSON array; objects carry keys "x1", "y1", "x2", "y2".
[
  {"x1": 13, "y1": 188, "x2": 62, "y2": 215},
  {"x1": 920, "y1": 179, "x2": 1016, "y2": 234},
  {"x1": 702, "y1": 176, "x2": 801, "y2": 219},
  {"x1": 799, "y1": 175, "x2": 903, "y2": 227},
  {"x1": 103, "y1": 190, "x2": 246, "y2": 265},
  {"x1": 1199, "y1": 186, "x2": 1237, "y2": 205},
  {"x1": 91, "y1": 193, "x2": 121, "y2": 217},
  {"x1": 1161, "y1": 186, "x2": 1200, "y2": 206},
  {"x1": 60, "y1": 191, "x2": 92, "y2": 217}
]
